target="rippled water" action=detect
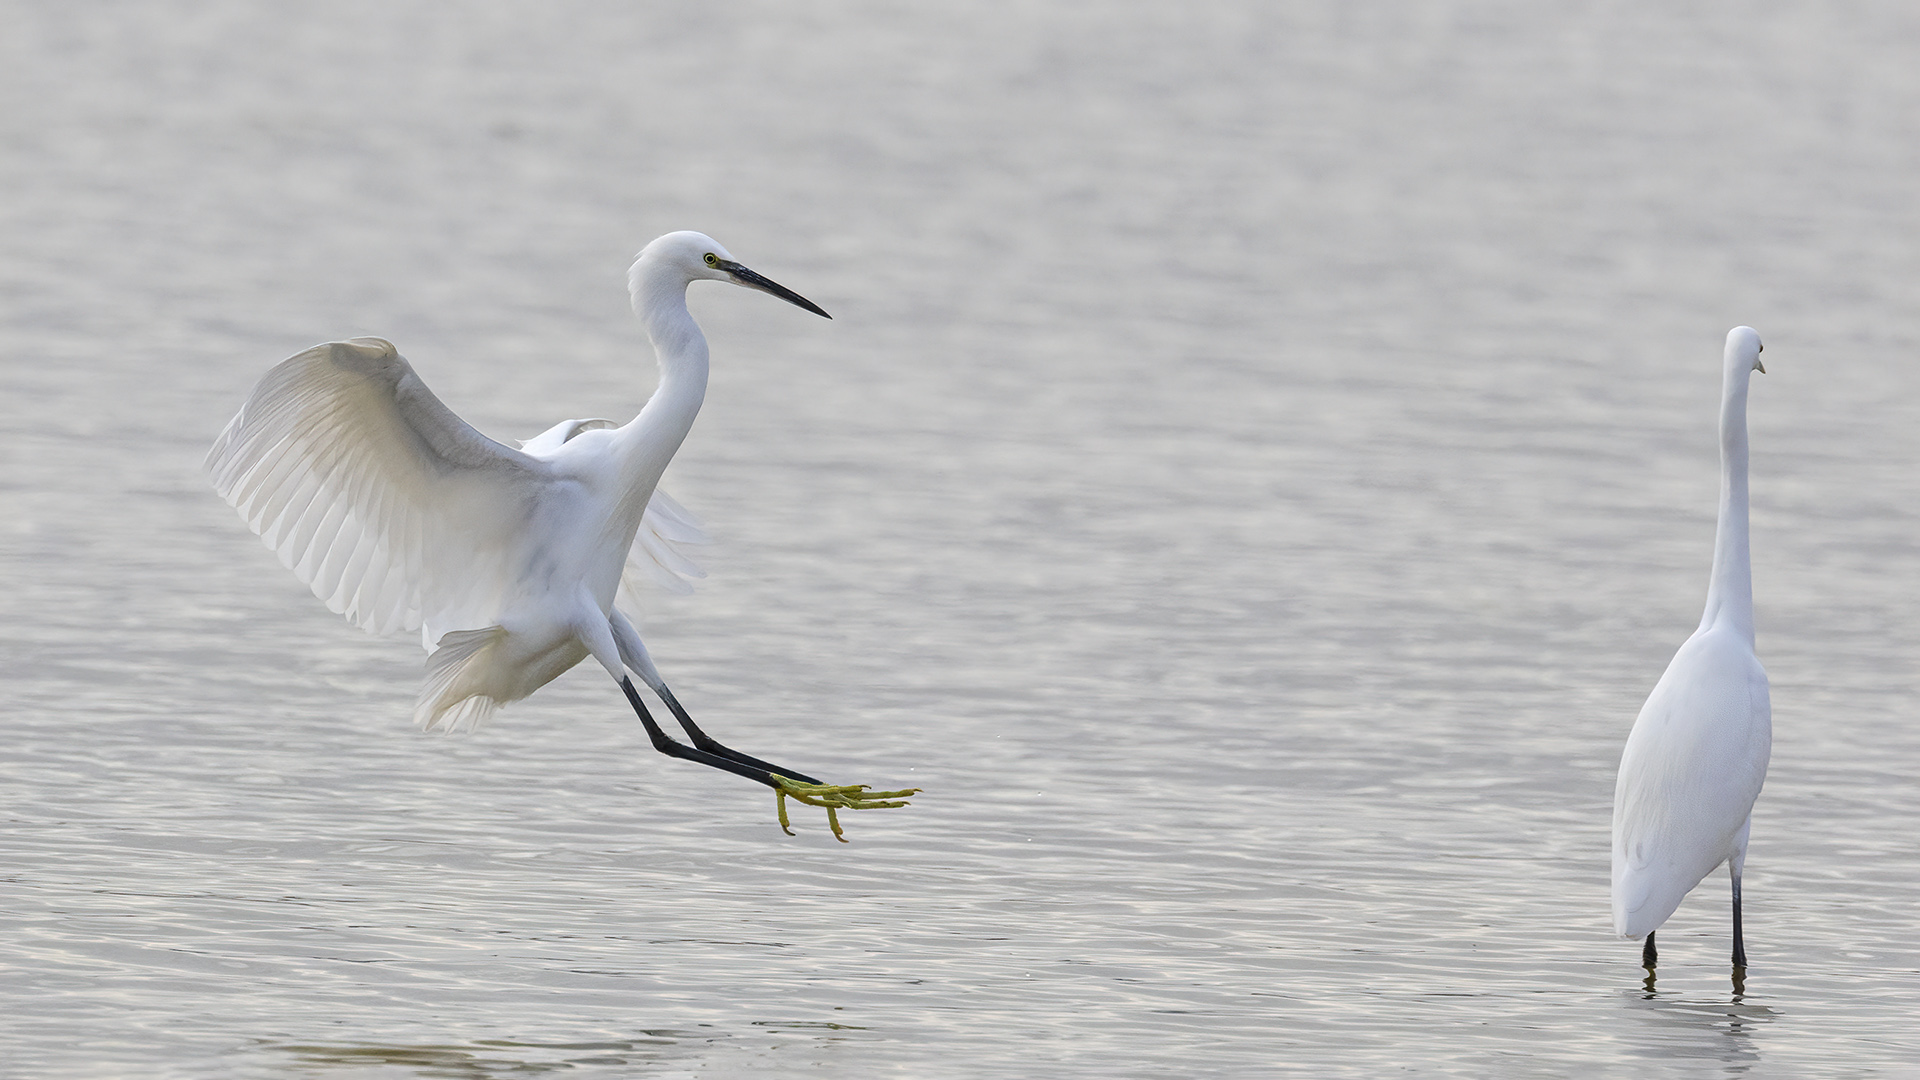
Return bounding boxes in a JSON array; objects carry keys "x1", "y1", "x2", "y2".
[{"x1": 5, "y1": 2, "x2": 1920, "y2": 1077}]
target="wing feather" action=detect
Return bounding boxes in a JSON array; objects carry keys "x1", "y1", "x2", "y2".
[
  {"x1": 618, "y1": 488, "x2": 712, "y2": 607},
  {"x1": 207, "y1": 337, "x2": 545, "y2": 637}
]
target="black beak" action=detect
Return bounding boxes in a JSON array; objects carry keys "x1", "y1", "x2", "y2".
[{"x1": 721, "y1": 261, "x2": 832, "y2": 319}]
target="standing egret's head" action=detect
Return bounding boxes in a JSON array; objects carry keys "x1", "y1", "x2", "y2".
[
  {"x1": 631, "y1": 231, "x2": 830, "y2": 319},
  {"x1": 1726, "y1": 326, "x2": 1765, "y2": 374}
]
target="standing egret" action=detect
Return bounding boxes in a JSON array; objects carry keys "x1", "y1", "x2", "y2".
[
  {"x1": 1612, "y1": 326, "x2": 1771, "y2": 967},
  {"x1": 206, "y1": 232, "x2": 916, "y2": 840}
]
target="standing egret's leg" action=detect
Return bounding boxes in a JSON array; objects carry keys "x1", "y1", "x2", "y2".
[
  {"x1": 610, "y1": 611, "x2": 821, "y2": 782},
  {"x1": 1730, "y1": 816, "x2": 1752, "y2": 969},
  {"x1": 1731, "y1": 874, "x2": 1747, "y2": 969},
  {"x1": 1642, "y1": 931, "x2": 1657, "y2": 969}
]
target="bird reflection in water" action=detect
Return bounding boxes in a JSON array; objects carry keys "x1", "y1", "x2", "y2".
[
  {"x1": 1625, "y1": 968, "x2": 1776, "y2": 1073},
  {"x1": 264, "y1": 1033, "x2": 700, "y2": 1076}
]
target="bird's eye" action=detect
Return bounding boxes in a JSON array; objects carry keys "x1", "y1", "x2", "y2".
[{"x1": 704, "y1": 253, "x2": 719, "y2": 267}]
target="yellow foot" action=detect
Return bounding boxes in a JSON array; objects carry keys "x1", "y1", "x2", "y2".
[{"x1": 772, "y1": 775, "x2": 920, "y2": 842}]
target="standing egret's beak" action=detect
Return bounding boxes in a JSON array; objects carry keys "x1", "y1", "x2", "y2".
[
  {"x1": 1757, "y1": 343, "x2": 1765, "y2": 374},
  {"x1": 719, "y1": 260, "x2": 832, "y2": 319}
]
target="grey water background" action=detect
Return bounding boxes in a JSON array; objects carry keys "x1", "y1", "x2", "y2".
[{"x1": 4, "y1": 2, "x2": 1919, "y2": 1076}]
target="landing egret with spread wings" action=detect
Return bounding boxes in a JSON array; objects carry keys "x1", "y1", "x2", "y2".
[
  {"x1": 206, "y1": 232, "x2": 916, "y2": 840},
  {"x1": 1612, "y1": 326, "x2": 1771, "y2": 967}
]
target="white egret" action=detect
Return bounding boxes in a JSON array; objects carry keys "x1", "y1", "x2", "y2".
[
  {"x1": 1612, "y1": 326, "x2": 1771, "y2": 968},
  {"x1": 206, "y1": 232, "x2": 916, "y2": 840}
]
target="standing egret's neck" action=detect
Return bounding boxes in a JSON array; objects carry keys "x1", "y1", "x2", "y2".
[
  {"x1": 1700, "y1": 349, "x2": 1756, "y2": 643},
  {"x1": 614, "y1": 254, "x2": 711, "y2": 501}
]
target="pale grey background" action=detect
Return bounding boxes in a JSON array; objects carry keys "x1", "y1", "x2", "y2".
[{"x1": 3, "y1": 2, "x2": 1918, "y2": 1077}]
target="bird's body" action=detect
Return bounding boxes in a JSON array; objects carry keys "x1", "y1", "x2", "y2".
[
  {"x1": 1611, "y1": 326, "x2": 1771, "y2": 967},
  {"x1": 1612, "y1": 624, "x2": 1771, "y2": 930},
  {"x1": 208, "y1": 232, "x2": 914, "y2": 837}
]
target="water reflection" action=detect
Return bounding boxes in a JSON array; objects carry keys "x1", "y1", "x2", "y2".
[
  {"x1": 1618, "y1": 975, "x2": 1778, "y2": 1074},
  {"x1": 263, "y1": 1034, "x2": 706, "y2": 1077}
]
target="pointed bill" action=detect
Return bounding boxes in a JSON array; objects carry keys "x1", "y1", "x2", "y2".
[{"x1": 719, "y1": 261, "x2": 832, "y2": 319}]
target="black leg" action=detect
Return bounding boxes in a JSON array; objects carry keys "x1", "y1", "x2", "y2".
[
  {"x1": 621, "y1": 678, "x2": 782, "y2": 788},
  {"x1": 1642, "y1": 930, "x2": 1657, "y2": 969},
  {"x1": 1732, "y1": 875, "x2": 1747, "y2": 969},
  {"x1": 620, "y1": 678, "x2": 822, "y2": 788},
  {"x1": 650, "y1": 678, "x2": 823, "y2": 785}
]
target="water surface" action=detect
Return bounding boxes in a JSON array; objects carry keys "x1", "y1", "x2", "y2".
[{"x1": 4, "y1": 2, "x2": 1919, "y2": 1077}]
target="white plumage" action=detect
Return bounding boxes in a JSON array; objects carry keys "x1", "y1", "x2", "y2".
[
  {"x1": 206, "y1": 233, "x2": 818, "y2": 738},
  {"x1": 1611, "y1": 326, "x2": 1772, "y2": 968},
  {"x1": 206, "y1": 233, "x2": 918, "y2": 838}
]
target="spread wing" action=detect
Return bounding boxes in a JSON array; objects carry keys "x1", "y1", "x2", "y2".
[{"x1": 206, "y1": 337, "x2": 548, "y2": 638}]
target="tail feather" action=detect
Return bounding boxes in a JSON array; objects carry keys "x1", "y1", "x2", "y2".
[{"x1": 417, "y1": 626, "x2": 508, "y2": 733}]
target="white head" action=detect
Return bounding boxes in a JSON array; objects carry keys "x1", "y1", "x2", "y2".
[
  {"x1": 1725, "y1": 326, "x2": 1765, "y2": 375},
  {"x1": 628, "y1": 231, "x2": 830, "y2": 319}
]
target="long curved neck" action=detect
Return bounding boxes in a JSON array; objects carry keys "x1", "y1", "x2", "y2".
[
  {"x1": 612, "y1": 259, "x2": 709, "y2": 503},
  {"x1": 1699, "y1": 359, "x2": 1755, "y2": 643}
]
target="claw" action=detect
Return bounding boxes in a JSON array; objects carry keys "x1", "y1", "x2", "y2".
[
  {"x1": 769, "y1": 774, "x2": 921, "y2": 841},
  {"x1": 776, "y1": 788, "x2": 796, "y2": 835}
]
